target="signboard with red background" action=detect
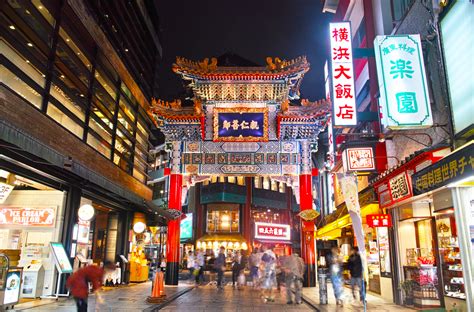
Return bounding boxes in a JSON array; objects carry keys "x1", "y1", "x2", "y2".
[
  {"x1": 254, "y1": 222, "x2": 291, "y2": 241},
  {"x1": 367, "y1": 214, "x2": 392, "y2": 227},
  {"x1": 373, "y1": 147, "x2": 450, "y2": 208},
  {"x1": 0, "y1": 207, "x2": 56, "y2": 227}
]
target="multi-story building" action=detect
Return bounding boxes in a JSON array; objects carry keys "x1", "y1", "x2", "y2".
[
  {"x1": 1, "y1": 0, "x2": 161, "y2": 295},
  {"x1": 319, "y1": 0, "x2": 473, "y2": 310}
]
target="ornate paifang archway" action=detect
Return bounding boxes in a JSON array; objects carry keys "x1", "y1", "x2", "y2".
[{"x1": 148, "y1": 56, "x2": 330, "y2": 286}]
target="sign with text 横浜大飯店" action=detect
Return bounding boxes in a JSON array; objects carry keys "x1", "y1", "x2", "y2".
[
  {"x1": 375, "y1": 34, "x2": 433, "y2": 129},
  {"x1": 254, "y1": 222, "x2": 291, "y2": 241},
  {"x1": 412, "y1": 142, "x2": 474, "y2": 195},
  {"x1": 330, "y1": 22, "x2": 356, "y2": 127},
  {"x1": 213, "y1": 107, "x2": 268, "y2": 142}
]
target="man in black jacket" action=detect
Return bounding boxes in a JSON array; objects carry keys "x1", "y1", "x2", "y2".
[{"x1": 348, "y1": 246, "x2": 365, "y2": 302}]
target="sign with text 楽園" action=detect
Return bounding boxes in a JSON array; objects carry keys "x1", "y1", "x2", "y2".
[
  {"x1": 213, "y1": 107, "x2": 268, "y2": 142},
  {"x1": 330, "y1": 22, "x2": 356, "y2": 126},
  {"x1": 412, "y1": 142, "x2": 474, "y2": 195},
  {"x1": 375, "y1": 35, "x2": 433, "y2": 129},
  {"x1": 376, "y1": 171, "x2": 413, "y2": 208}
]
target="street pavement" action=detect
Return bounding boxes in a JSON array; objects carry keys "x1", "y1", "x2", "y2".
[
  {"x1": 9, "y1": 282, "x2": 191, "y2": 312},
  {"x1": 8, "y1": 279, "x2": 416, "y2": 311}
]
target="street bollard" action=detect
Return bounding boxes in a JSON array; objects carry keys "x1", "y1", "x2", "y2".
[{"x1": 318, "y1": 268, "x2": 328, "y2": 305}]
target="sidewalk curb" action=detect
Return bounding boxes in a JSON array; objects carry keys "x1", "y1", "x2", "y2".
[
  {"x1": 144, "y1": 286, "x2": 195, "y2": 311},
  {"x1": 300, "y1": 293, "x2": 321, "y2": 311}
]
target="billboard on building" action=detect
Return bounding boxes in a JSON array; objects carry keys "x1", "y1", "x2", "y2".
[
  {"x1": 375, "y1": 34, "x2": 433, "y2": 129},
  {"x1": 329, "y1": 22, "x2": 356, "y2": 126}
]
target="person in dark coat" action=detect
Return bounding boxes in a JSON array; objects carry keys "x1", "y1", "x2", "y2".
[
  {"x1": 214, "y1": 246, "x2": 226, "y2": 289},
  {"x1": 348, "y1": 246, "x2": 365, "y2": 302}
]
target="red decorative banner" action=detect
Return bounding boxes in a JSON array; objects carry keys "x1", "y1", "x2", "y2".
[
  {"x1": 366, "y1": 214, "x2": 392, "y2": 228},
  {"x1": 0, "y1": 207, "x2": 56, "y2": 227}
]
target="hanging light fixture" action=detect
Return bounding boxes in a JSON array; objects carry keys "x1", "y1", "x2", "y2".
[{"x1": 241, "y1": 242, "x2": 248, "y2": 250}]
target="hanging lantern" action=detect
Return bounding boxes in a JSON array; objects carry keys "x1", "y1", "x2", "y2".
[
  {"x1": 241, "y1": 242, "x2": 248, "y2": 250},
  {"x1": 221, "y1": 241, "x2": 227, "y2": 247},
  {"x1": 234, "y1": 242, "x2": 240, "y2": 249},
  {"x1": 227, "y1": 242, "x2": 233, "y2": 249},
  {"x1": 197, "y1": 241, "x2": 201, "y2": 249},
  {"x1": 207, "y1": 241, "x2": 213, "y2": 248},
  {"x1": 213, "y1": 241, "x2": 219, "y2": 248}
]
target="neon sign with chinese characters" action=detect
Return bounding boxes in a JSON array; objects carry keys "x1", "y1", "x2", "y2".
[
  {"x1": 375, "y1": 34, "x2": 432, "y2": 129},
  {"x1": 330, "y1": 22, "x2": 356, "y2": 126},
  {"x1": 254, "y1": 222, "x2": 291, "y2": 241},
  {"x1": 213, "y1": 107, "x2": 269, "y2": 142}
]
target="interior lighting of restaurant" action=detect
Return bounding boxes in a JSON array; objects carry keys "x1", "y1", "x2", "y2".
[{"x1": 196, "y1": 241, "x2": 247, "y2": 250}]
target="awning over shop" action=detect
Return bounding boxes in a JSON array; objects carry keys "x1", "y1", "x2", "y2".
[{"x1": 316, "y1": 203, "x2": 379, "y2": 239}]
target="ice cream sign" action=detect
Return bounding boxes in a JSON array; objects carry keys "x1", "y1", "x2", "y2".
[
  {"x1": 0, "y1": 207, "x2": 56, "y2": 227},
  {"x1": 255, "y1": 222, "x2": 291, "y2": 241}
]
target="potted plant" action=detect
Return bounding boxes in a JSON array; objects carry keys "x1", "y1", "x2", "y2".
[{"x1": 400, "y1": 280, "x2": 415, "y2": 306}]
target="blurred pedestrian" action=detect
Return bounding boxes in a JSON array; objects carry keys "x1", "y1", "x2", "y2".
[
  {"x1": 327, "y1": 246, "x2": 344, "y2": 306},
  {"x1": 348, "y1": 246, "x2": 364, "y2": 303},
  {"x1": 66, "y1": 261, "x2": 116, "y2": 312},
  {"x1": 260, "y1": 245, "x2": 277, "y2": 302},
  {"x1": 238, "y1": 250, "x2": 249, "y2": 289},
  {"x1": 194, "y1": 249, "x2": 205, "y2": 285},
  {"x1": 249, "y1": 248, "x2": 260, "y2": 287},
  {"x1": 282, "y1": 253, "x2": 305, "y2": 305},
  {"x1": 214, "y1": 246, "x2": 226, "y2": 289},
  {"x1": 232, "y1": 250, "x2": 242, "y2": 287},
  {"x1": 187, "y1": 251, "x2": 195, "y2": 280}
]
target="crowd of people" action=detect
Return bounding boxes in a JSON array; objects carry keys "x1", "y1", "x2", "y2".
[{"x1": 184, "y1": 245, "x2": 306, "y2": 304}]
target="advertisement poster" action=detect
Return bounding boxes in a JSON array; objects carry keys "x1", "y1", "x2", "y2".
[
  {"x1": 377, "y1": 227, "x2": 392, "y2": 277},
  {"x1": 4, "y1": 270, "x2": 21, "y2": 305},
  {"x1": 180, "y1": 213, "x2": 193, "y2": 241},
  {"x1": 50, "y1": 242, "x2": 73, "y2": 274}
]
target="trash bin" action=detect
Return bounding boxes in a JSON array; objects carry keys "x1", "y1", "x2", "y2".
[{"x1": 318, "y1": 268, "x2": 328, "y2": 305}]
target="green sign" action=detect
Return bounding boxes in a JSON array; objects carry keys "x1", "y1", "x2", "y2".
[{"x1": 374, "y1": 35, "x2": 433, "y2": 129}]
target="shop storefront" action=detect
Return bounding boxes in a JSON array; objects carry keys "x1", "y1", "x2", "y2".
[
  {"x1": 373, "y1": 144, "x2": 473, "y2": 309},
  {"x1": 0, "y1": 170, "x2": 67, "y2": 298},
  {"x1": 410, "y1": 142, "x2": 474, "y2": 310}
]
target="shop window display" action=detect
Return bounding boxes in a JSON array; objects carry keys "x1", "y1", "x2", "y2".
[{"x1": 436, "y1": 212, "x2": 466, "y2": 300}]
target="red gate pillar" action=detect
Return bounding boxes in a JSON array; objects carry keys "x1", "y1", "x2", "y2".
[
  {"x1": 165, "y1": 173, "x2": 183, "y2": 285},
  {"x1": 299, "y1": 173, "x2": 316, "y2": 287}
]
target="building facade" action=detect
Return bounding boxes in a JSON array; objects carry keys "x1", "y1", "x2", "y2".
[
  {"x1": 1, "y1": 0, "x2": 162, "y2": 296},
  {"x1": 319, "y1": 0, "x2": 473, "y2": 310}
]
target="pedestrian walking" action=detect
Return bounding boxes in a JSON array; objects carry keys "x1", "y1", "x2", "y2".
[
  {"x1": 238, "y1": 250, "x2": 249, "y2": 289},
  {"x1": 327, "y1": 246, "x2": 344, "y2": 306},
  {"x1": 249, "y1": 248, "x2": 260, "y2": 287},
  {"x1": 348, "y1": 246, "x2": 365, "y2": 303},
  {"x1": 187, "y1": 251, "x2": 195, "y2": 280},
  {"x1": 282, "y1": 253, "x2": 305, "y2": 305},
  {"x1": 66, "y1": 261, "x2": 116, "y2": 312},
  {"x1": 232, "y1": 250, "x2": 242, "y2": 287},
  {"x1": 194, "y1": 249, "x2": 205, "y2": 285},
  {"x1": 260, "y1": 245, "x2": 277, "y2": 302},
  {"x1": 214, "y1": 246, "x2": 226, "y2": 289}
]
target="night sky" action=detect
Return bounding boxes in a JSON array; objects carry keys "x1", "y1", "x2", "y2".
[{"x1": 155, "y1": 0, "x2": 333, "y2": 102}]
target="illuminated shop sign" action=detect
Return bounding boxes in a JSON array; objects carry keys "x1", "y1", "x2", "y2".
[
  {"x1": 375, "y1": 34, "x2": 433, "y2": 129},
  {"x1": 254, "y1": 222, "x2": 290, "y2": 241},
  {"x1": 213, "y1": 107, "x2": 268, "y2": 142},
  {"x1": 376, "y1": 171, "x2": 413, "y2": 208},
  {"x1": 329, "y1": 22, "x2": 356, "y2": 126},
  {"x1": 0, "y1": 207, "x2": 56, "y2": 227},
  {"x1": 180, "y1": 213, "x2": 193, "y2": 241},
  {"x1": 366, "y1": 214, "x2": 392, "y2": 228},
  {"x1": 342, "y1": 147, "x2": 375, "y2": 172},
  {"x1": 412, "y1": 142, "x2": 474, "y2": 195}
]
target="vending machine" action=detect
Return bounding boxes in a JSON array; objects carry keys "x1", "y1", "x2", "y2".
[{"x1": 21, "y1": 263, "x2": 45, "y2": 298}]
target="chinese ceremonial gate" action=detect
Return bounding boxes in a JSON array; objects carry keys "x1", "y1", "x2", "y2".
[{"x1": 148, "y1": 56, "x2": 330, "y2": 286}]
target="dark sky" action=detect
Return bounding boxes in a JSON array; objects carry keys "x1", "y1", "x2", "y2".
[{"x1": 155, "y1": 0, "x2": 333, "y2": 101}]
